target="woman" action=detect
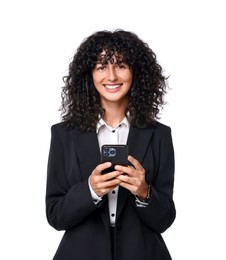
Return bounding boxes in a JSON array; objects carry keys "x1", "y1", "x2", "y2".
[{"x1": 46, "y1": 29, "x2": 176, "y2": 260}]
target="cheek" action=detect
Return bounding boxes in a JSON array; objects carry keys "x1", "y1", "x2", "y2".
[
  {"x1": 125, "y1": 73, "x2": 133, "y2": 86},
  {"x1": 124, "y1": 70, "x2": 133, "y2": 81},
  {"x1": 92, "y1": 73, "x2": 104, "y2": 85}
]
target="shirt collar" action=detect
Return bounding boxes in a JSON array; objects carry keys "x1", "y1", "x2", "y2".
[{"x1": 96, "y1": 116, "x2": 130, "y2": 134}]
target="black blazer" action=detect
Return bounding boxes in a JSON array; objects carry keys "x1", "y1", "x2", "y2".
[{"x1": 46, "y1": 121, "x2": 176, "y2": 260}]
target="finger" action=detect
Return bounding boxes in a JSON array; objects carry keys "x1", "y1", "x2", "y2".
[
  {"x1": 128, "y1": 155, "x2": 144, "y2": 173},
  {"x1": 94, "y1": 162, "x2": 112, "y2": 175},
  {"x1": 98, "y1": 177, "x2": 122, "y2": 189},
  {"x1": 114, "y1": 165, "x2": 133, "y2": 175},
  {"x1": 93, "y1": 178, "x2": 122, "y2": 196},
  {"x1": 101, "y1": 170, "x2": 124, "y2": 181},
  {"x1": 115, "y1": 174, "x2": 133, "y2": 184},
  {"x1": 119, "y1": 181, "x2": 134, "y2": 193}
]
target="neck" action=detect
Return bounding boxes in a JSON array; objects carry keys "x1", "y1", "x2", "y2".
[{"x1": 101, "y1": 100, "x2": 127, "y2": 128}]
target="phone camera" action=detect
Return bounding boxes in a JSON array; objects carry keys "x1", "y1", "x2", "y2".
[{"x1": 103, "y1": 147, "x2": 116, "y2": 157}]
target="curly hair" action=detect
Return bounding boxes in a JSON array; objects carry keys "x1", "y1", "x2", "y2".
[{"x1": 60, "y1": 29, "x2": 167, "y2": 132}]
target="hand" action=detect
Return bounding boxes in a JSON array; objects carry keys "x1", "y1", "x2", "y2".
[
  {"x1": 89, "y1": 162, "x2": 123, "y2": 197},
  {"x1": 115, "y1": 155, "x2": 149, "y2": 200}
]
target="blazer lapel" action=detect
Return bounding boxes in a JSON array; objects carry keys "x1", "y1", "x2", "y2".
[
  {"x1": 116, "y1": 126, "x2": 154, "y2": 221},
  {"x1": 75, "y1": 131, "x2": 101, "y2": 180},
  {"x1": 127, "y1": 126, "x2": 154, "y2": 164}
]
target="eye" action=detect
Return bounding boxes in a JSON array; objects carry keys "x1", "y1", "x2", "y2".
[
  {"x1": 116, "y1": 63, "x2": 128, "y2": 69},
  {"x1": 96, "y1": 65, "x2": 106, "y2": 71}
]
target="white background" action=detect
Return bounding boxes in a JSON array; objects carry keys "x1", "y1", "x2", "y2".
[{"x1": 0, "y1": 0, "x2": 225, "y2": 259}]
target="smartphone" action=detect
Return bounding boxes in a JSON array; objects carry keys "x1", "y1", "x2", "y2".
[{"x1": 101, "y1": 144, "x2": 128, "y2": 174}]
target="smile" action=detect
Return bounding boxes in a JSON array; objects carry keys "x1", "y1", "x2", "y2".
[{"x1": 103, "y1": 84, "x2": 122, "y2": 90}]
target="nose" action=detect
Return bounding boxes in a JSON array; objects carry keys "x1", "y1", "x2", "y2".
[{"x1": 108, "y1": 65, "x2": 118, "y2": 82}]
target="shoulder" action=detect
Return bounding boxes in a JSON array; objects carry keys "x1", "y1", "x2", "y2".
[
  {"x1": 51, "y1": 122, "x2": 80, "y2": 134},
  {"x1": 50, "y1": 123, "x2": 81, "y2": 143},
  {"x1": 152, "y1": 121, "x2": 171, "y2": 133},
  {"x1": 131, "y1": 121, "x2": 172, "y2": 138},
  {"x1": 151, "y1": 122, "x2": 174, "y2": 150},
  {"x1": 148, "y1": 121, "x2": 173, "y2": 145}
]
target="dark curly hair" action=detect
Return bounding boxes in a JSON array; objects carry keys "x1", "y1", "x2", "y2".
[{"x1": 60, "y1": 29, "x2": 167, "y2": 132}]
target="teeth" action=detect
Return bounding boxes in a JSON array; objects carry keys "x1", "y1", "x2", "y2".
[{"x1": 104, "y1": 85, "x2": 121, "y2": 89}]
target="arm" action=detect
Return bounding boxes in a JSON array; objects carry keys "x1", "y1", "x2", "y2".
[
  {"x1": 136, "y1": 126, "x2": 176, "y2": 233},
  {"x1": 116, "y1": 126, "x2": 176, "y2": 233}
]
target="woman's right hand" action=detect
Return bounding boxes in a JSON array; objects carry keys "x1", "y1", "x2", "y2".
[{"x1": 89, "y1": 162, "x2": 123, "y2": 197}]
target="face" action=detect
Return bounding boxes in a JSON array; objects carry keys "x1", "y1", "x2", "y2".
[{"x1": 92, "y1": 55, "x2": 133, "y2": 106}]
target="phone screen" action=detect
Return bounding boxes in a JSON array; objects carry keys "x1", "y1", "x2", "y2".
[{"x1": 101, "y1": 144, "x2": 128, "y2": 174}]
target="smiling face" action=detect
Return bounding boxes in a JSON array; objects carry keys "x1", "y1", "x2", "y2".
[{"x1": 92, "y1": 53, "x2": 133, "y2": 106}]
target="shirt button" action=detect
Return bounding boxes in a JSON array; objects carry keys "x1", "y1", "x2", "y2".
[
  {"x1": 111, "y1": 213, "x2": 115, "y2": 217},
  {"x1": 112, "y1": 130, "x2": 115, "y2": 133},
  {"x1": 112, "y1": 190, "x2": 116, "y2": 194}
]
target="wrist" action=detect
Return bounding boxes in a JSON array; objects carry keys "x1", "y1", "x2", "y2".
[{"x1": 137, "y1": 184, "x2": 151, "y2": 203}]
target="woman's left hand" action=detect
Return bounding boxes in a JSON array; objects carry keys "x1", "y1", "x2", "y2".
[{"x1": 115, "y1": 155, "x2": 149, "y2": 200}]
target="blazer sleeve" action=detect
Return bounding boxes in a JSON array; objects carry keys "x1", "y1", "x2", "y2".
[
  {"x1": 45, "y1": 125, "x2": 100, "y2": 231},
  {"x1": 134, "y1": 125, "x2": 176, "y2": 233}
]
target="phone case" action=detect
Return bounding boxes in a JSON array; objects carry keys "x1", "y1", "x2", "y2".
[{"x1": 101, "y1": 144, "x2": 128, "y2": 174}]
